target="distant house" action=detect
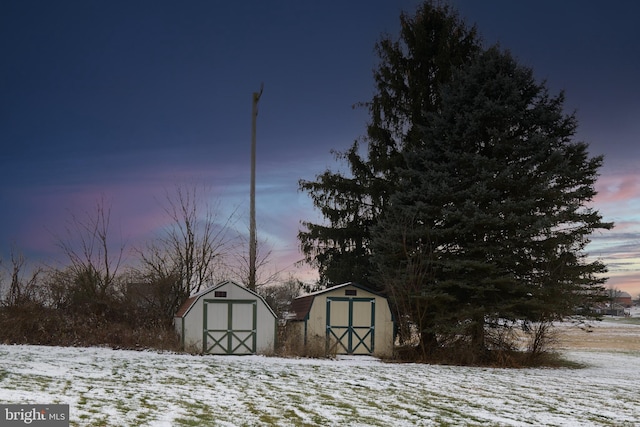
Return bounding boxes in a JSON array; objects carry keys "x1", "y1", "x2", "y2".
[
  {"x1": 595, "y1": 290, "x2": 634, "y2": 316},
  {"x1": 288, "y1": 282, "x2": 395, "y2": 357},
  {"x1": 614, "y1": 291, "x2": 633, "y2": 308},
  {"x1": 174, "y1": 281, "x2": 277, "y2": 355}
]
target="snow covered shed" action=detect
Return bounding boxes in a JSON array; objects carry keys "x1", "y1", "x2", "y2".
[
  {"x1": 174, "y1": 280, "x2": 277, "y2": 355},
  {"x1": 288, "y1": 282, "x2": 395, "y2": 357}
]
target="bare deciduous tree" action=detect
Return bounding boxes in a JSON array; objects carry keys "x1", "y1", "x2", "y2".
[
  {"x1": 228, "y1": 230, "x2": 281, "y2": 290},
  {"x1": 258, "y1": 275, "x2": 303, "y2": 319},
  {"x1": 134, "y1": 184, "x2": 239, "y2": 316},
  {"x1": 0, "y1": 245, "x2": 43, "y2": 307},
  {"x1": 48, "y1": 197, "x2": 125, "y2": 312}
]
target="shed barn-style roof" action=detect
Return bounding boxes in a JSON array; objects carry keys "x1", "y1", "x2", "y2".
[
  {"x1": 175, "y1": 294, "x2": 198, "y2": 318},
  {"x1": 289, "y1": 282, "x2": 387, "y2": 321},
  {"x1": 289, "y1": 295, "x2": 314, "y2": 321},
  {"x1": 174, "y1": 280, "x2": 276, "y2": 319}
]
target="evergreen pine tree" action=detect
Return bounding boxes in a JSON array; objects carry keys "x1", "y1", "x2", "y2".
[
  {"x1": 299, "y1": 2, "x2": 480, "y2": 288},
  {"x1": 373, "y1": 46, "x2": 612, "y2": 359}
]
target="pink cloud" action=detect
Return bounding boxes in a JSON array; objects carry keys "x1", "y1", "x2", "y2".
[
  {"x1": 15, "y1": 182, "x2": 160, "y2": 258},
  {"x1": 594, "y1": 173, "x2": 640, "y2": 204},
  {"x1": 10, "y1": 162, "x2": 323, "y2": 284},
  {"x1": 605, "y1": 273, "x2": 640, "y2": 299}
]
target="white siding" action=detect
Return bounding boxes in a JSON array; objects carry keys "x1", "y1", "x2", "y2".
[{"x1": 175, "y1": 281, "x2": 277, "y2": 355}]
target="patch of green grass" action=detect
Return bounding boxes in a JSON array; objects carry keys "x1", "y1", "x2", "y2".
[
  {"x1": 89, "y1": 415, "x2": 110, "y2": 427},
  {"x1": 317, "y1": 392, "x2": 333, "y2": 400},
  {"x1": 82, "y1": 401, "x2": 105, "y2": 416},
  {"x1": 173, "y1": 417, "x2": 207, "y2": 427},
  {"x1": 173, "y1": 412, "x2": 219, "y2": 427},
  {"x1": 433, "y1": 417, "x2": 456, "y2": 427},
  {"x1": 333, "y1": 400, "x2": 357, "y2": 413},
  {"x1": 362, "y1": 399, "x2": 384, "y2": 411},
  {"x1": 587, "y1": 413, "x2": 617, "y2": 425},
  {"x1": 282, "y1": 409, "x2": 303, "y2": 423},
  {"x1": 259, "y1": 413, "x2": 281, "y2": 424},
  {"x1": 181, "y1": 399, "x2": 211, "y2": 412},
  {"x1": 285, "y1": 392, "x2": 303, "y2": 404},
  {"x1": 278, "y1": 370, "x2": 296, "y2": 378},
  {"x1": 608, "y1": 317, "x2": 640, "y2": 325},
  {"x1": 527, "y1": 352, "x2": 588, "y2": 369},
  {"x1": 244, "y1": 400, "x2": 262, "y2": 417},
  {"x1": 432, "y1": 405, "x2": 484, "y2": 424},
  {"x1": 159, "y1": 375, "x2": 190, "y2": 387},
  {"x1": 114, "y1": 398, "x2": 129, "y2": 414},
  {"x1": 311, "y1": 413, "x2": 330, "y2": 425},
  {"x1": 77, "y1": 394, "x2": 88, "y2": 406},
  {"x1": 139, "y1": 395, "x2": 158, "y2": 411},
  {"x1": 175, "y1": 399, "x2": 217, "y2": 426},
  {"x1": 21, "y1": 374, "x2": 55, "y2": 392}
]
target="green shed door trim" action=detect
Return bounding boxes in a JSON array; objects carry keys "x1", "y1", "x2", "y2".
[
  {"x1": 326, "y1": 297, "x2": 375, "y2": 354},
  {"x1": 203, "y1": 299, "x2": 257, "y2": 355}
]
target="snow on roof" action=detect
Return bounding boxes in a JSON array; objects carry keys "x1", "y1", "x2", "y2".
[{"x1": 297, "y1": 282, "x2": 385, "y2": 298}]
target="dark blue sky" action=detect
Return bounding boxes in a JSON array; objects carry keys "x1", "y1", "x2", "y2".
[{"x1": 1, "y1": 1, "x2": 639, "y2": 291}]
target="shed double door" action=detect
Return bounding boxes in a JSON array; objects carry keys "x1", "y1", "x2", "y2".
[
  {"x1": 326, "y1": 297, "x2": 375, "y2": 354},
  {"x1": 203, "y1": 300, "x2": 257, "y2": 354}
]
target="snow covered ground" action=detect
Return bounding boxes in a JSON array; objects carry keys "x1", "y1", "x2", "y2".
[{"x1": 1, "y1": 320, "x2": 639, "y2": 426}]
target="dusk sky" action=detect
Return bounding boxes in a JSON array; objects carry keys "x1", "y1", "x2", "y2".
[{"x1": 1, "y1": 1, "x2": 639, "y2": 295}]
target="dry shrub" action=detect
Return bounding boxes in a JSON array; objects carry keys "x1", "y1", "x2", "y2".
[
  {"x1": 275, "y1": 323, "x2": 336, "y2": 359},
  {"x1": 0, "y1": 303, "x2": 180, "y2": 351},
  {"x1": 524, "y1": 321, "x2": 558, "y2": 359},
  {"x1": 393, "y1": 344, "x2": 422, "y2": 362},
  {"x1": 182, "y1": 341, "x2": 203, "y2": 355},
  {"x1": 396, "y1": 343, "x2": 533, "y2": 368},
  {"x1": 391, "y1": 321, "x2": 564, "y2": 368},
  {"x1": 306, "y1": 335, "x2": 337, "y2": 358}
]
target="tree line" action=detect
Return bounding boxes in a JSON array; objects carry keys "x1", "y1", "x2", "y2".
[
  {"x1": 298, "y1": 1, "x2": 612, "y2": 364},
  {"x1": 0, "y1": 185, "x2": 300, "y2": 349}
]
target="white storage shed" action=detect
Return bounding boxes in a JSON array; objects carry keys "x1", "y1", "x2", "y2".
[
  {"x1": 288, "y1": 282, "x2": 395, "y2": 357},
  {"x1": 174, "y1": 280, "x2": 277, "y2": 355}
]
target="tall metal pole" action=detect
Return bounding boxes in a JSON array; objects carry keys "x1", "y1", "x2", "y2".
[{"x1": 249, "y1": 83, "x2": 263, "y2": 291}]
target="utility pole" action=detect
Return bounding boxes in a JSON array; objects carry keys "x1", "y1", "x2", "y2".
[{"x1": 249, "y1": 83, "x2": 263, "y2": 291}]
